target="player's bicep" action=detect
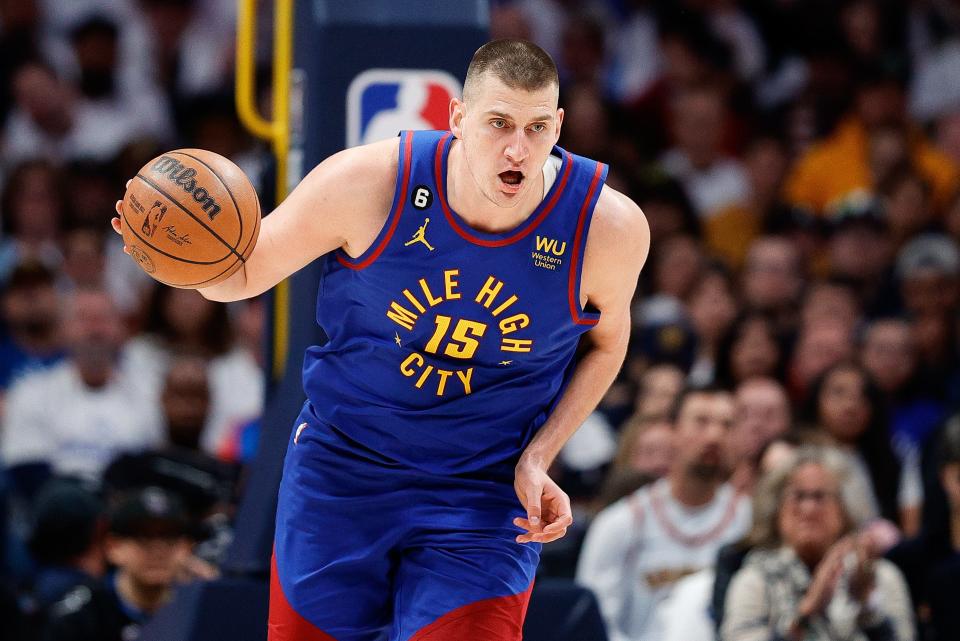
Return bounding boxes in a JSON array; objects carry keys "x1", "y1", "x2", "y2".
[
  {"x1": 582, "y1": 188, "x2": 650, "y2": 352},
  {"x1": 241, "y1": 139, "x2": 397, "y2": 293}
]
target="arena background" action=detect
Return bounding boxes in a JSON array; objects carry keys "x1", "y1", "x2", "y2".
[{"x1": 1, "y1": 0, "x2": 960, "y2": 640}]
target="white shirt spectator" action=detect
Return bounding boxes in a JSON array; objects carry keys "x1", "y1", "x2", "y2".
[
  {"x1": 577, "y1": 478, "x2": 751, "y2": 641},
  {"x1": 123, "y1": 336, "x2": 263, "y2": 454},
  {"x1": 1, "y1": 359, "x2": 163, "y2": 480},
  {"x1": 659, "y1": 149, "x2": 750, "y2": 219}
]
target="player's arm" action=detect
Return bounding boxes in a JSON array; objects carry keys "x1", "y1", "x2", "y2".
[
  {"x1": 513, "y1": 185, "x2": 650, "y2": 543},
  {"x1": 111, "y1": 137, "x2": 398, "y2": 301}
]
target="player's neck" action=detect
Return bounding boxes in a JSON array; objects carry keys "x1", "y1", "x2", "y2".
[{"x1": 446, "y1": 140, "x2": 545, "y2": 234}]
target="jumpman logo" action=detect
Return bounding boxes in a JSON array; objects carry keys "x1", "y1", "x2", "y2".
[{"x1": 405, "y1": 218, "x2": 435, "y2": 251}]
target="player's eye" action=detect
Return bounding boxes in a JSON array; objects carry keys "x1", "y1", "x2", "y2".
[
  {"x1": 529, "y1": 123, "x2": 546, "y2": 133},
  {"x1": 491, "y1": 119, "x2": 507, "y2": 129}
]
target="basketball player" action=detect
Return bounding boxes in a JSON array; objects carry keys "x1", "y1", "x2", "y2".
[{"x1": 112, "y1": 40, "x2": 649, "y2": 641}]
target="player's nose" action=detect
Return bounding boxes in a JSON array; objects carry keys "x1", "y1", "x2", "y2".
[{"x1": 504, "y1": 130, "x2": 528, "y2": 164}]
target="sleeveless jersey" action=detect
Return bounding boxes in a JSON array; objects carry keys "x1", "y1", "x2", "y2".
[{"x1": 302, "y1": 129, "x2": 608, "y2": 476}]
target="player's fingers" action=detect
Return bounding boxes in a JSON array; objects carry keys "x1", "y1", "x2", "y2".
[
  {"x1": 125, "y1": 179, "x2": 131, "y2": 189},
  {"x1": 542, "y1": 515, "x2": 573, "y2": 534},
  {"x1": 111, "y1": 216, "x2": 122, "y2": 234},
  {"x1": 513, "y1": 517, "x2": 533, "y2": 531}
]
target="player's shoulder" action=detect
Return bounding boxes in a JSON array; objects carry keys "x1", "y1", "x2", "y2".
[{"x1": 585, "y1": 184, "x2": 650, "y2": 262}]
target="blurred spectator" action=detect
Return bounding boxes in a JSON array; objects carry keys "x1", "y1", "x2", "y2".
[
  {"x1": 0, "y1": 0, "x2": 44, "y2": 127},
  {"x1": 896, "y1": 233, "x2": 960, "y2": 318},
  {"x1": 803, "y1": 362, "x2": 919, "y2": 531},
  {"x1": 630, "y1": 173, "x2": 700, "y2": 247},
  {"x1": 879, "y1": 165, "x2": 937, "y2": 246},
  {"x1": 0, "y1": 159, "x2": 65, "y2": 280},
  {"x1": 104, "y1": 355, "x2": 239, "y2": 566},
  {"x1": 799, "y1": 279, "x2": 862, "y2": 336},
  {"x1": 825, "y1": 201, "x2": 896, "y2": 316},
  {"x1": 125, "y1": 286, "x2": 263, "y2": 454},
  {"x1": 860, "y1": 317, "x2": 945, "y2": 458},
  {"x1": 788, "y1": 320, "x2": 855, "y2": 401},
  {"x1": 577, "y1": 385, "x2": 750, "y2": 641},
  {"x1": 741, "y1": 236, "x2": 804, "y2": 329},
  {"x1": 649, "y1": 233, "x2": 705, "y2": 299},
  {"x1": 0, "y1": 287, "x2": 162, "y2": 491},
  {"x1": 721, "y1": 447, "x2": 914, "y2": 641},
  {"x1": 2, "y1": 59, "x2": 156, "y2": 166},
  {"x1": 729, "y1": 377, "x2": 792, "y2": 493},
  {"x1": 784, "y1": 64, "x2": 958, "y2": 217},
  {"x1": 0, "y1": 262, "x2": 65, "y2": 396},
  {"x1": 24, "y1": 479, "x2": 105, "y2": 626},
  {"x1": 686, "y1": 263, "x2": 738, "y2": 386},
  {"x1": 634, "y1": 363, "x2": 685, "y2": 420},
  {"x1": 888, "y1": 415, "x2": 960, "y2": 641},
  {"x1": 43, "y1": 486, "x2": 195, "y2": 641},
  {"x1": 597, "y1": 414, "x2": 675, "y2": 508},
  {"x1": 714, "y1": 311, "x2": 785, "y2": 389},
  {"x1": 660, "y1": 84, "x2": 749, "y2": 220},
  {"x1": 707, "y1": 134, "x2": 790, "y2": 269}
]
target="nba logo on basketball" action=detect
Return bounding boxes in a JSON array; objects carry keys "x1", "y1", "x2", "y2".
[{"x1": 347, "y1": 69, "x2": 461, "y2": 147}]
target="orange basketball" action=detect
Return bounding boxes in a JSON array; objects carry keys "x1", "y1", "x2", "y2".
[{"x1": 121, "y1": 149, "x2": 261, "y2": 288}]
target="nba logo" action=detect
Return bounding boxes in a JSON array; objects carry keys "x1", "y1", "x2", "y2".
[{"x1": 347, "y1": 69, "x2": 461, "y2": 147}]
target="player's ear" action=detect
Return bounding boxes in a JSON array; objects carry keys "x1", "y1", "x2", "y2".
[
  {"x1": 450, "y1": 99, "x2": 465, "y2": 139},
  {"x1": 554, "y1": 107, "x2": 564, "y2": 143}
]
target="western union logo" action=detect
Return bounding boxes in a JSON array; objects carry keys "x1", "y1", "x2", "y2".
[
  {"x1": 535, "y1": 235, "x2": 566, "y2": 256},
  {"x1": 532, "y1": 235, "x2": 565, "y2": 271}
]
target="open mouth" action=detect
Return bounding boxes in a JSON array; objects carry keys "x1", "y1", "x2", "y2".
[{"x1": 498, "y1": 170, "x2": 524, "y2": 191}]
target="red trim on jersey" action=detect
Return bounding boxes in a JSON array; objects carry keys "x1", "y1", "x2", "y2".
[
  {"x1": 268, "y1": 552, "x2": 339, "y2": 641},
  {"x1": 649, "y1": 481, "x2": 740, "y2": 548},
  {"x1": 567, "y1": 162, "x2": 605, "y2": 326},
  {"x1": 407, "y1": 582, "x2": 534, "y2": 641},
  {"x1": 336, "y1": 132, "x2": 413, "y2": 270},
  {"x1": 433, "y1": 133, "x2": 573, "y2": 247}
]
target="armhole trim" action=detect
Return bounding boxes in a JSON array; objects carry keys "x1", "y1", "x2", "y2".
[
  {"x1": 567, "y1": 161, "x2": 607, "y2": 325},
  {"x1": 336, "y1": 131, "x2": 413, "y2": 270}
]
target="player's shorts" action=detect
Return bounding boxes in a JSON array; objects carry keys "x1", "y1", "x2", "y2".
[{"x1": 268, "y1": 402, "x2": 539, "y2": 641}]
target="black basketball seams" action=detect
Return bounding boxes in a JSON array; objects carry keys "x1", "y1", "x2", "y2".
[
  {"x1": 169, "y1": 150, "x2": 245, "y2": 251},
  {"x1": 122, "y1": 200, "x2": 232, "y2": 265},
  {"x1": 134, "y1": 173, "x2": 243, "y2": 262}
]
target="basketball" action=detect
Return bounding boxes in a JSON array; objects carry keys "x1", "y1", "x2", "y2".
[{"x1": 121, "y1": 149, "x2": 261, "y2": 288}]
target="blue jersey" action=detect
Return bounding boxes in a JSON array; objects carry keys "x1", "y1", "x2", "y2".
[{"x1": 302, "y1": 129, "x2": 608, "y2": 476}]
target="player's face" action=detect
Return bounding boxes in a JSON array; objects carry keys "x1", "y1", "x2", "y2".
[{"x1": 450, "y1": 74, "x2": 563, "y2": 208}]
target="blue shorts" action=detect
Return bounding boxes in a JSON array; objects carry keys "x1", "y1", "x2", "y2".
[{"x1": 268, "y1": 403, "x2": 539, "y2": 641}]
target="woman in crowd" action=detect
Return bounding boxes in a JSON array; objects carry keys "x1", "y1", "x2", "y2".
[
  {"x1": 804, "y1": 361, "x2": 922, "y2": 533},
  {"x1": 722, "y1": 448, "x2": 914, "y2": 641}
]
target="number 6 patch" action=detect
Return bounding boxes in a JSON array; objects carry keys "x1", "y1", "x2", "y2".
[{"x1": 411, "y1": 185, "x2": 433, "y2": 210}]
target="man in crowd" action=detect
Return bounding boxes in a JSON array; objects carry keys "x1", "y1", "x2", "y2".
[{"x1": 576, "y1": 385, "x2": 751, "y2": 641}]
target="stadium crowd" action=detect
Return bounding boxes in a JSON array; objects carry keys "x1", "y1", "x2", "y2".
[{"x1": 0, "y1": 0, "x2": 959, "y2": 640}]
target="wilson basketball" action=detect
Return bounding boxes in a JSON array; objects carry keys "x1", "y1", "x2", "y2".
[{"x1": 121, "y1": 149, "x2": 261, "y2": 288}]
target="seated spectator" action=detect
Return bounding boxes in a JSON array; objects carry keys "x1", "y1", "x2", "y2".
[
  {"x1": 597, "y1": 415, "x2": 674, "y2": 508},
  {"x1": 740, "y1": 236, "x2": 804, "y2": 331},
  {"x1": 634, "y1": 363, "x2": 685, "y2": 420},
  {"x1": 0, "y1": 159, "x2": 65, "y2": 281},
  {"x1": 729, "y1": 377, "x2": 791, "y2": 493},
  {"x1": 125, "y1": 285, "x2": 263, "y2": 454},
  {"x1": 685, "y1": 263, "x2": 738, "y2": 386},
  {"x1": 1, "y1": 287, "x2": 162, "y2": 493},
  {"x1": 721, "y1": 447, "x2": 915, "y2": 641},
  {"x1": 714, "y1": 311, "x2": 786, "y2": 389},
  {"x1": 103, "y1": 355, "x2": 239, "y2": 564},
  {"x1": 43, "y1": 486, "x2": 195, "y2": 641},
  {"x1": 888, "y1": 416, "x2": 960, "y2": 641},
  {"x1": 784, "y1": 64, "x2": 958, "y2": 217},
  {"x1": 24, "y1": 479, "x2": 105, "y2": 629},
  {"x1": 577, "y1": 385, "x2": 751, "y2": 641},
  {"x1": 0, "y1": 261, "x2": 65, "y2": 396}
]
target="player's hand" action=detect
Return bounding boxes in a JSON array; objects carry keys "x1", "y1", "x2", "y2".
[
  {"x1": 111, "y1": 180, "x2": 131, "y2": 255},
  {"x1": 513, "y1": 458, "x2": 573, "y2": 544}
]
